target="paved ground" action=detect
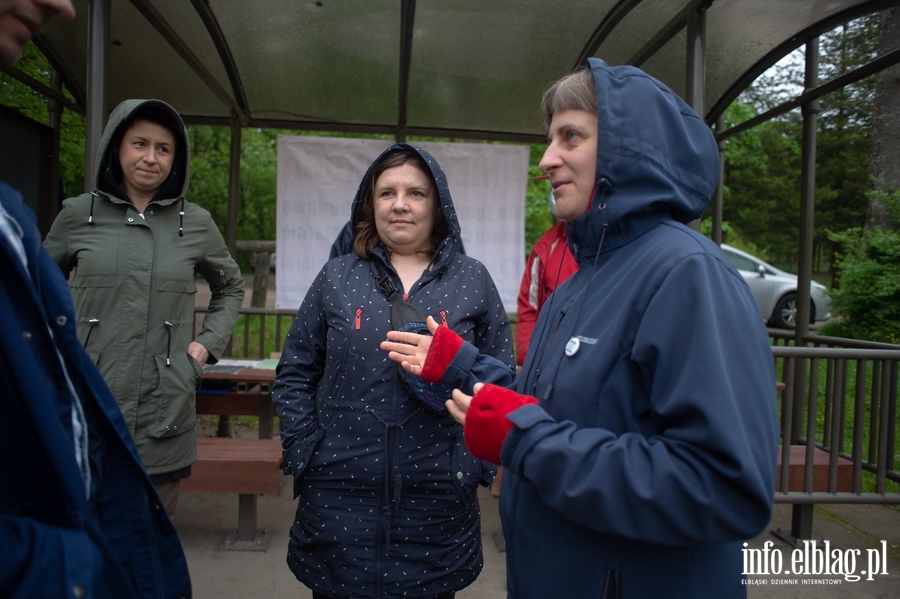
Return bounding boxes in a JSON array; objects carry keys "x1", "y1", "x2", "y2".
[
  {"x1": 185, "y1": 275, "x2": 900, "y2": 597},
  {"x1": 174, "y1": 468, "x2": 900, "y2": 599}
]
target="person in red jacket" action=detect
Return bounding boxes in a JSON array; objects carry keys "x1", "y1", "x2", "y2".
[{"x1": 515, "y1": 216, "x2": 577, "y2": 366}]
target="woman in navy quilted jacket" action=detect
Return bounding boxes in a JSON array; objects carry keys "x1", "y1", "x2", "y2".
[{"x1": 273, "y1": 144, "x2": 515, "y2": 599}]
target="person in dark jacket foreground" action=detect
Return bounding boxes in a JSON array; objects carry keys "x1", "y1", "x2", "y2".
[
  {"x1": 382, "y1": 59, "x2": 779, "y2": 598},
  {"x1": 273, "y1": 144, "x2": 515, "y2": 599},
  {"x1": 0, "y1": 2, "x2": 191, "y2": 598}
]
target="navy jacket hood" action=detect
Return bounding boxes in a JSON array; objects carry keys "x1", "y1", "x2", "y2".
[
  {"x1": 350, "y1": 143, "x2": 463, "y2": 271},
  {"x1": 567, "y1": 59, "x2": 720, "y2": 260}
]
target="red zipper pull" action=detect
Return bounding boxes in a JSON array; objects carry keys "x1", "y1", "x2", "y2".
[
  {"x1": 355, "y1": 307, "x2": 363, "y2": 330},
  {"x1": 439, "y1": 310, "x2": 447, "y2": 325}
]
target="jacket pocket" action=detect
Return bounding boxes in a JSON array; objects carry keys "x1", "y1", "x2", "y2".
[
  {"x1": 155, "y1": 278, "x2": 197, "y2": 294},
  {"x1": 316, "y1": 363, "x2": 350, "y2": 427},
  {"x1": 70, "y1": 273, "x2": 116, "y2": 288},
  {"x1": 450, "y1": 429, "x2": 483, "y2": 505},
  {"x1": 148, "y1": 353, "x2": 198, "y2": 438}
]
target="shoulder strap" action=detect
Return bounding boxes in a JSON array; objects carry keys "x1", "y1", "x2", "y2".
[{"x1": 373, "y1": 260, "x2": 401, "y2": 301}]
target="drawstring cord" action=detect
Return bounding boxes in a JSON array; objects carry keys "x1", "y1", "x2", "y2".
[
  {"x1": 88, "y1": 191, "x2": 99, "y2": 225},
  {"x1": 365, "y1": 406, "x2": 416, "y2": 550},
  {"x1": 83, "y1": 318, "x2": 100, "y2": 347},
  {"x1": 178, "y1": 197, "x2": 185, "y2": 237},
  {"x1": 164, "y1": 321, "x2": 174, "y2": 366}
]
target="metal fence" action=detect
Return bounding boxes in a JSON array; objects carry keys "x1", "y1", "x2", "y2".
[
  {"x1": 766, "y1": 330, "x2": 900, "y2": 541},
  {"x1": 197, "y1": 308, "x2": 900, "y2": 539},
  {"x1": 195, "y1": 307, "x2": 296, "y2": 359}
]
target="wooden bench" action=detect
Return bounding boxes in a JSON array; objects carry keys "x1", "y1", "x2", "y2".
[
  {"x1": 187, "y1": 364, "x2": 280, "y2": 550},
  {"x1": 181, "y1": 437, "x2": 282, "y2": 551},
  {"x1": 775, "y1": 445, "x2": 853, "y2": 493},
  {"x1": 772, "y1": 445, "x2": 854, "y2": 546}
]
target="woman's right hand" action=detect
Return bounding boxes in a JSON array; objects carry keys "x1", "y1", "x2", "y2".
[{"x1": 380, "y1": 315, "x2": 440, "y2": 375}]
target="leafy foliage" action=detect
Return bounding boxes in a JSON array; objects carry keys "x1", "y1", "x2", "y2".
[
  {"x1": 525, "y1": 144, "x2": 553, "y2": 255},
  {"x1": 820, "y1": 187, "x2": 900, "y2": 343},
  {"x1": 720, "y1": 16, "x2": 878, "y2": 275},
  {"x1": 0, "y1": 44, "x2": 85, "y2": 196}
]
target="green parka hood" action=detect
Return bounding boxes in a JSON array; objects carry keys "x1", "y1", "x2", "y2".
[{"x1": 95, "y1": 99, "x2": 191, "y2": 208}]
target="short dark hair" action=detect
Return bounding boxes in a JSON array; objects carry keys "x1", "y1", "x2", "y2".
[
  {"x1": 354, "y1": 148, "x2": 449, "y2": 260},
  {"x1": 112, "y1": 102, "x2": 184, "y2": 157},
  {"x1": 540, "y1": 67, "x2": 597, "y2": 129}
]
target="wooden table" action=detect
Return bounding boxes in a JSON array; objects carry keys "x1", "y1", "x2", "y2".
[
  {"x1": 188, "y1": 359, "x2": 280, "y2": 550},
  {"x1": 199, "y1": 359, "x2": 277, "y2": 439}
]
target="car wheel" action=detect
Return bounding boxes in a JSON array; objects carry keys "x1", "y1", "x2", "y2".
[{"x1": 771, "y1": 293, "x2": 797, "y2": 329}]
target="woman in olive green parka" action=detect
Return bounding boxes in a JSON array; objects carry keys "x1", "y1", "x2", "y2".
[{"x1": 45, "y1": 99, "x2": 244, "y2": 515}]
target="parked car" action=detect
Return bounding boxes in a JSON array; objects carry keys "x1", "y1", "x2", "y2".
[{"x1": 720, "y1": 244, "x2": 831, "y2": 329}]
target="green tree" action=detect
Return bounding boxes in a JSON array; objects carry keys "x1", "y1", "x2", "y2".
[
  {"x1": 0, "y1": 43, "x2": 85, "y2": 197},
  {"x1": 821, "y1": 187, "x2": 900, "y2": 343},
  {"x1": 525, "y1": 144, "x2": 552, "y2": 254},
  {"x1": 721, "y1": 14, "x2": 879, "y2": 275}
]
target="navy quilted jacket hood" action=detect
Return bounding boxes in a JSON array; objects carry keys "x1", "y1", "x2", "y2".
[
  {"x1": 273, "y1": 144, "x2": 514, "y2": 598},
  {"x1": 350, "y1": 142, "x2": 463, "y2": 271}
]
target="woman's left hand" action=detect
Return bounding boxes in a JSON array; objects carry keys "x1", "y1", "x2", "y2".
[
  {"x1": 380, "y1": 315, "x2": 440, "y2": 375},
  {"x1": 188, "y1": 341, "x2": 210, "y2": 367}
]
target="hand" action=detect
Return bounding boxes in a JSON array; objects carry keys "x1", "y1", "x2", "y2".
[
  {"x1": 380, "y1": 315, "x2": 440, "y2": 375},
  {"x1": 188, "y1": 341, "x2": 210, "y2": 367},
  {"x1": 446, "y1": 383, "x2": 482, "y2": 426}
]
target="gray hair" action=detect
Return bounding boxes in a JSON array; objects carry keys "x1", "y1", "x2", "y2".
[{"x1": 540, "y1": 67, "x2": 597, "y2": 129}]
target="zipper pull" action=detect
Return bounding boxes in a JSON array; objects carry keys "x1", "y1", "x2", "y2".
[
  {"x1": 439, "y1": 310, "x2": 447, "y2": 325},
  {"x1": 355, "y1": 307, "x2": 363, "y2": 330},
  {"x1": 219, "y1": 269, "x2": 226, "y2": 286}
]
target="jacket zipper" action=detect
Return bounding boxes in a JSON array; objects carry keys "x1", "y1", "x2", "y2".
[
  {"x1": 355, "y1": 307, "x2": 363, "y2": 330},
  {"x1": 439, "y1": 310, "x2": 447, "y2": 325},
  {"x1": 530, "y1": 309, "x2": 565, "y2": 400}
]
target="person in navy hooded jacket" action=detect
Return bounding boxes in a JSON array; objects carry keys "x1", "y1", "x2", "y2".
[
  {"x1": 274, "y1": 144, "x2": 514, "y2": 599},
  {"x1": 0, "y1": 2, "x2": 191, "y2": 597},
  {"x1": 383, "y1": 59, "x2": 779, "y2": 598}
]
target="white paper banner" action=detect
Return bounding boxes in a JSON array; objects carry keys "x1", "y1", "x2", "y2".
[{"x1": 275, "y1": 136, "x2": 527, "y2": 312}]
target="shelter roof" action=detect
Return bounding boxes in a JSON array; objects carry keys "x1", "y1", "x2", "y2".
[{"x1": 37, "y1": 0, "x2": 888, "y2": 141}]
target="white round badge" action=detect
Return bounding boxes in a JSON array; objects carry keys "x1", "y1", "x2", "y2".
[{"x1": 565, "y1": 337, "x2": 580, "y2": 357}]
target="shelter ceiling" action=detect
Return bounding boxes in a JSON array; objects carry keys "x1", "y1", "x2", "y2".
[{"x1": 37, "y1": 0, "x2": 886, "y2": 142}]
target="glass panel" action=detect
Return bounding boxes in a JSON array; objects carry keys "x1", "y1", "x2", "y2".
[
  {"x1": 705, "y1": 0, "x2": 873, "y2": 117},
  {"x1": 594, "y1": 0, "x2": 685, "y2": 66},
  {"x1": 408, "y1": 0, "x2": 615, "y2": 135},
  {"x1": 37, "y1": 0, "x2": 880, "y2": 135},
  {"x1": 41, "y1": 0, "x2": 228, "y2": 118},
  {"x1": 154, "y1": 1, "x2": 234, "y2": 104},
  {"x1": 211, "y1": 0, "x2": 401, "y2": 126},
  {"x1": 106, "y1": 0, "x2": 227, "y2": 116},
  {"x1": 639, "y1": 30, "x2": 686, "y2": 100}
]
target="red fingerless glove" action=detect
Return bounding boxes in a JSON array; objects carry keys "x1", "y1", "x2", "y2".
[
  {"x1": 420, "y1": 324, "x2": 464, "y2": 383},
  {"x1": 465, "y1": 384, "x2": 539, "y2": 464}
]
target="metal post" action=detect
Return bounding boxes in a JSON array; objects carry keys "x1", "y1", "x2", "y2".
[
  {"x1": 713, "y1": 115, "x2": 725, "y2": 245},
  {"x1": 84, "y1": 0, "x2": 110, "y2": 193},
  {"x1": 787, "y1": 38, "x2": 820, "y2": 543},
  {"x1": 258, "y1": 384, "x2": 273, "y2": 439},
  {"x1": 685, "y1": 6, "x2": 706, "y2": 232},
  {"x1": 45, "y1": 69, "x2": 63, "y2": 233},
  {"x1": 226, "y1": 114, "x2": 242, "y2": 257},
  {"x1": 237, "y1": 494, "x2": 257, "y2": 541},
  {"x1": 796, "y1": 39, "x2": 819, "y2": 345}
]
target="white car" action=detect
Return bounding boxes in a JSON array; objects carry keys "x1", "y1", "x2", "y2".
[{"x1": 720, "y1": 244, "x2": 832, "y2": 329}]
